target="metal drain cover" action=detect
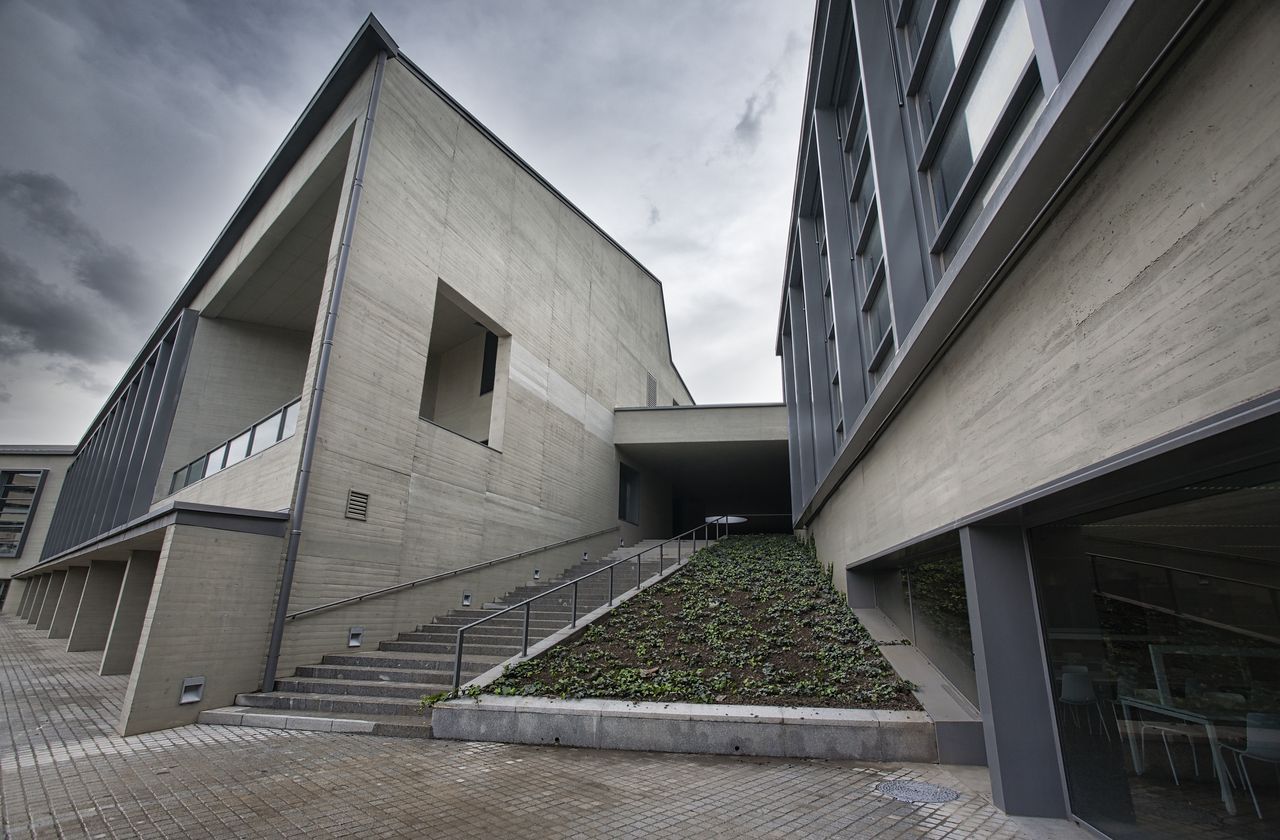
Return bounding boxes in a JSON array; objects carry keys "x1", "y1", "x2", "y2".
[{"x1": 876, "y1": 780, "x2": 959, "y2": 804}]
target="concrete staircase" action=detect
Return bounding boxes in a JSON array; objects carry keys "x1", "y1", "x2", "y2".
[{"x1": 199, "y1": 538, "x2": 702, "y2": 738}]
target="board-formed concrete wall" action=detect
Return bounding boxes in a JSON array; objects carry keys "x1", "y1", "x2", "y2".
[
  {"x1": 811, "y1": 0, "x2": 1280, "y2": 583},
  {"x1": 276, "y1": 58, "x2": 694, "y2": 671}
]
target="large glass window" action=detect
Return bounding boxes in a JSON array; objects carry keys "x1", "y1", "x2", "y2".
[
  {"x1": 169, "y1": 396, "x2": 302, "y2": 494},
  {"x1": 0, "y1": 470, "x2": 43, "y2": 558},
  {"x1": 1030, "y1": 464, "x2": 1280, "y2": 838},
  {"x1": 917, "y1": 0, "x2": 984, "y2": 133},
  {"x1": 929, "y1": 0, "x2": 1034, "y2": 221}
]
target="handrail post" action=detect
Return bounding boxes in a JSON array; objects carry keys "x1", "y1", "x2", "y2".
[
  {"x1": 571, "y1": 580, "x2": 578, "y2": 627},
  {"x1": 608, "y1": 565, "x2": 614, "y2": 605},
  {"x1": 659, "y1": 544, "x2": 665, "y2": 577},
  {"x1": 453, "y1": 628, "x2": 465, "y2": 693},
  {"x1": 677, "y1": 537, "x2": 682, "y2": 564},
  {"x1": 637, "y1": 547, "x2": 642, "y2": 590},
  {"x1": 522, "y1": 602, "x2": 531, "y2": 656}
]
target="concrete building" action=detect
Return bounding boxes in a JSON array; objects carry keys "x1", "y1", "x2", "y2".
[
  {"x1": 0, "y1": 446, "x2": 74, "y2": 610},
  {"x1": 6, "y1": 17, "x2": 787, "y2": 736},
  {"x1": 779, "y1": 0, "x2": 1279, "y2": 835}
]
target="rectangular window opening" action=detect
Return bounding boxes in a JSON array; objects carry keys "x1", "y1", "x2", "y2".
[
  {"x1": 419, "y1": 284, "x2": 507, "y2": 448},
  {"x1": 618, "y1": 463, "x2": 640, "y2": 525}
]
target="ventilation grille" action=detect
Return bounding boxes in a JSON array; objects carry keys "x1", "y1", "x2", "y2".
[
  {"x1": 345, "y1": 490, "x2": 369, "y2": 521},
  {"x1": 646, "y1": 373, "x2": 657, "y2": 408}
]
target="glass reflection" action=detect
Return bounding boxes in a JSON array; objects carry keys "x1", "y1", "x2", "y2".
[{"x1": 1030, "y1": 464, "x2": 1280, "y2": 838}]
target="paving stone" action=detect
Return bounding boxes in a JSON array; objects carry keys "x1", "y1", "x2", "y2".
[{"x1": 1, "y1": 616, "x2": 1072, "y2": 839}]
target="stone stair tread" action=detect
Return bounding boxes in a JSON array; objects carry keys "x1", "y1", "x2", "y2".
[
  {"x1": 199, "y1": 706, "x2": 433, "y2": 738},
  {"x1": 279, "y1": 677, "x2": 451, "y2": 692}
]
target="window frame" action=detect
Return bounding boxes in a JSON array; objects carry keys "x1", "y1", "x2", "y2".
[{"x1": 0, "y1": 469, "x2": 48, "y2": 559}]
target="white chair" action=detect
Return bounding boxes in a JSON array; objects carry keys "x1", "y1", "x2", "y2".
[
  {"x1": 1219, "y1": 712, "x2": 1280, "y2": 819},
  {"x1": 1060, "y1": 670, "x2": 1111, "y2": 742}
]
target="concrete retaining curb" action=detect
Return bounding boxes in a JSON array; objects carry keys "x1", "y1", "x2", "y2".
[{"x1": 431, "y1": 695, "x2": 938, "y2": 762}]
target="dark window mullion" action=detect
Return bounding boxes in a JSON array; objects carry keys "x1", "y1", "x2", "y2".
[
  {"x1": 929, "y1": 60, "x2": 1039, "y2": 253},
  {"x1": 861, "y1": 258, "x2": 888, "y2": 313},
  {"x1": 855, "y1": 198, "x2": 879, "y2": 255},
  {"x1": 916, "y1": 0, "x2": 1002, "y2": 170},
  {"x1": 868, "y1": 327, "x2": 896, "y2": 373}
]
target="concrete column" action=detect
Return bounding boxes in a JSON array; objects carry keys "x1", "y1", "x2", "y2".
[
  {"x1": 24, "y1": 575, "x2": 50, "y2": 623},
  {"x1": 7, "y1": 578, "x2": 32, "y2": 617},
  {"x1": 34, "y1": 571, "x2": 66, "y2": 631},
  {"x1": 100, "y1": 551, "x2": 159, "y2": 676},
  {"x1": 960, "y1": 525, "x2": 1068, "y2": 817},
  {"x1": 67, "y1": 560, "x2": 127, "y2": 652},
  {"x1": 47, "y1": 566, "x2": 90, "y2": 639}
]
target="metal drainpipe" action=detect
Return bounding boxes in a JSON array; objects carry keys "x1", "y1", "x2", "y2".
[{"x1": 261, "y1": 51, "x2": 388, "y2": 691}]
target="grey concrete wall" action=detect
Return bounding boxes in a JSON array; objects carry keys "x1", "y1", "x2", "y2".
[
  {"x1": 100, "y1": 551, "x2": 159, "y2": 676},
  {"x1": 67, "y1": 560, "x2": 127, "y2": 652},
  {"x1": 0, "y1": 453, "x2": 73, "y2": 582},
  {"x1": 614, "y1": 405, "x2": 789, "y2": 445},
  {"x1": 811, "y1": 1, "x2": 1280, "y2": 584},
  {"x1": 154, "y1": 317, "x2": 311, "y2": 503},
  {"x1": 47, "y1": 565, "x2": 89, "y2": 639},
  {"x1": 276, "y1": 58, "x2": 694, "y2": 672},
  {"x1": 118, "y1": 525, "x2": 282, "y2": 736},
  {"x1": 168, "y1": 435, "x2": 301, "y2": 512}
]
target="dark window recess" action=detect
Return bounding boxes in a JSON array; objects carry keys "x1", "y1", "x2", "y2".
[
  {"x1": 646, "y1": 373, "x2": 658, "y2": 408},
  {"x1": 618, "y1": 463, "x2": 640, "y2": 525},
  {"x1": 345, "y1": 490, "x2": 369, "y2": 521},
  {"x1": 0, "y1": 470, "x2": 44, "y2": 559},
  {"x1": 479, "y1": 331, "x2": 498, "y2": 395}
]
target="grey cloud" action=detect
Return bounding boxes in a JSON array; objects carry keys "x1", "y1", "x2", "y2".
[
  {"x1": 0, "y1": 249, "x2": 122, "y2": 361},
  {"x1": 0, "y1": 170, "x2": 160, "y2": 314},
  {"x1": 0, "y1": 386, "x2": 11, "y2": 403},
  {"x1": 647, "y1": 201, "x2": 661, "y2": 227},
  {"x1": 733, "y1": 87, "x2": 777, "y2": 150},
  {"x1": 44, "y1": 361, "x2": 111, "y2": 394}
]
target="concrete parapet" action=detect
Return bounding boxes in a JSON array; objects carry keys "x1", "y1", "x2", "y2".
[
  {"x1": 432, "y1": 695, "x2": 938, "y2": 763},
  {"x1": 67, "y1": 561, "x2": 127, "y2": 652}
]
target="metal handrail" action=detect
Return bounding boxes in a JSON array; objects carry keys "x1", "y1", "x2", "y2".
[
  {"x1": 452, "y1": 516, "x2": 735, "y2": 691},
  {"x1": 286, "y1": 525, "x2": 619, "y2": 621}
]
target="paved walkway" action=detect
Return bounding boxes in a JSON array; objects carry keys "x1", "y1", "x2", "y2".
[{"x1": 0, "y1": 616, "x2": 1084, "y2": 839}]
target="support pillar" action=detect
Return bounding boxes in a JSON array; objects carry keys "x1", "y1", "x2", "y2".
[
  {"x1": 9, "y1": 578, "x2": 34, "y2": 617},
  {"x1": 67, "y1": 561, "x2": 127, "y2": 652},
  {"x1": 47, "y1": 566, "x2": 90, "y2": 639},
  {"x1": 25, "y1": 575, "x2": 50, "y2": 623},
  {"x1": 34, "y1": 571, "x2": 66, "y2": 631},
  {"x1": 100, "y1": 551, "x2": 158, "y2": 676},
  {"x1": 960, "y1": 524, "x2": 1069, "y2": 817}
]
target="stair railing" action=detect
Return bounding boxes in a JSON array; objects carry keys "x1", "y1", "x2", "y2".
[
  {"x1": 285, "y1": 526, "x2": 619, "y2": 622},
  {"x1": 452, "y1": 516, "x2": 733, "y2": 692}
]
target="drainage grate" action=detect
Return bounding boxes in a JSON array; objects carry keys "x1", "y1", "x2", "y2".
[{"x1": 876, "y1": 780, "x2": 959, "y2": 804}]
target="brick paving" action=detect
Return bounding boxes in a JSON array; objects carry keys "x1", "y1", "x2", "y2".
[{"x1": 1, "y1": 616, "x2": 1081, "y2": 839}]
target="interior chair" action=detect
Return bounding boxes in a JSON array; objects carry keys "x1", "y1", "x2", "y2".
[
  {"x1": 1060, "y1": 670, "x2": 1112, "y2": 742},
  {"x1": 1219, "y1": 712, "x2": 1280, "y2": 820}
]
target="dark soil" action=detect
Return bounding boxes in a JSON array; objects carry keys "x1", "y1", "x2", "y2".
[{"x1": 483, "y1": 534, "x2": 920, "y2": 710}]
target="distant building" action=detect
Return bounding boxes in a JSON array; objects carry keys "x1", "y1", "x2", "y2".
[
  {"x1": 779, "y1": 0, "x2": 1279, "y2": 833},
  {"x1": 0, "y1": 446, "x2": 73, "y2": 605}
]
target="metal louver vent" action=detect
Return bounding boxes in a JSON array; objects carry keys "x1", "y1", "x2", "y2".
[
  {"x1": 646, "y1": 372, "x2": 657, "y2": 408},
  {"x1": 345, "y1": 490, "x2": 369, "y2": 521}
]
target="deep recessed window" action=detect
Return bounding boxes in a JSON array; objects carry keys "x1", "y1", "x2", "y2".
[
  {"x1": 618, "y1": 463, "x2": 640, "y2": 525},
  {"x1": 0, "y1": 470, "x2": 43, "y2": 558},
  {"x1": 420, "y1": 283, "x2": 507, "y2": 448}
]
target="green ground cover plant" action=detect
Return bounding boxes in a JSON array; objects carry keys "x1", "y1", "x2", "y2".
[{"x1": 483, "y1": 534, "x2": 920, "y2": 709}]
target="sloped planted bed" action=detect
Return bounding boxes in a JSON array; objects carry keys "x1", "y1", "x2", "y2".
[{"x1": 482, "y1": 534, "x2": 920, "y2": 710}]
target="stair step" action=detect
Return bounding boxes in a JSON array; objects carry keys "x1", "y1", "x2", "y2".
[
  {"x1": 320, "y1": 652, "x2": 498, "y2": 672},
  {"x1": 377, "y1": 640, "x2": 521, "y2": 656},
  {"x1": 399, "y1": 628, "x2": 550, "y2": 644},
  {"x1": 200, "y1": 705, "x2": 433, "y2": 739},
  {"x1": 235, "y1": 691, "x2": 426, "y2": 718},
  {"x1": 275, "y1": 677, "x2": 449, "y2": 699},
  {"x1": 294, "y1": 664, "x2": 474, "y2": 685}
]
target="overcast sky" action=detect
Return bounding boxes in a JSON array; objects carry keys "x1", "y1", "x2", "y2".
[{"x1": 0, "y1": 0, "x2": 813, "y2": 444}]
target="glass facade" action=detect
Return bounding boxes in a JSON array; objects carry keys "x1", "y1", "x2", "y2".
[{"x1": 1030, "y1": 464, "x2": 1280, "y2": 837}]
